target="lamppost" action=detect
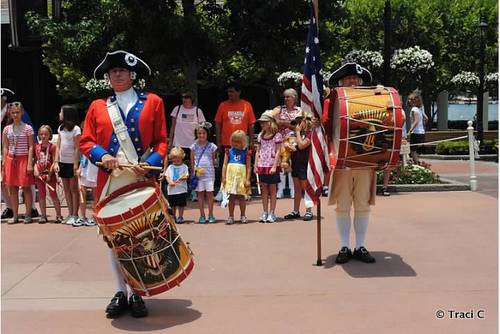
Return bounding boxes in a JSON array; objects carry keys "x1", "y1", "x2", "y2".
[
  {"x1": 383, "y1": 0, "x2": 392, "y2": 86},
  {"x1": 476, "y1": 18, "x2": 488, "y2": 143}
]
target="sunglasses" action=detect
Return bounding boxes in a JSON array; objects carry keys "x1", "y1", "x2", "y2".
[
  {"x1": 8, "y1": 101, "x2": 22, "y2": 108},
  {"x1": 182, "y1": 95, "x2": 192, "y2": 99}
]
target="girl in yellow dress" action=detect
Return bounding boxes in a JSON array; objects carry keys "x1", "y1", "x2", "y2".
[{"x1": 221, "y1": 130, "x2": 252, "y2": 224}]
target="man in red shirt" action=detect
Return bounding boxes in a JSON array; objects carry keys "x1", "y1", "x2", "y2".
[
  {"x1": 80, "y1": 50, "x2": 167, "y2": 318},
  {"x1": 214, "y1": 83, "x2": 256, "y2": 190}
]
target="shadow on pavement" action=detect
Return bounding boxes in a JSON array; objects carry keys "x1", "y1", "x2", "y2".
[
  {"x1": 111, "y1": 299, "x2": 201, "y2": 331},
  {"x1": 323, "y1": 251, "x2": 417, "y2": 278}
]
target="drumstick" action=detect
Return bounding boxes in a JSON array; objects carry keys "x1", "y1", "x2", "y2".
[
  {"x1": 256, "y1": 173, "x2": 261, "y2": 195},
  {"x1": 37, "y1": 176, "x2": 55, "y2": 192},
  {"x1": 96, "y1": 162, "x2": 163, "y2": 171}
]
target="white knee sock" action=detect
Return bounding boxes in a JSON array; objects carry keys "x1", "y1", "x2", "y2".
[
  {"x1": 108, "y1": 248, "x2": 129, "y2": 295},
  {"x1": 335, "y1": 214, "x2": 351, "y2": 248},
  {"x1": 353, "y1": 215, "x2": 369, "y2": 249}
]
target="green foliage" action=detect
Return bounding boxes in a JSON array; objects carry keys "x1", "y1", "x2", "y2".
[
  {"x1": 376, "y1": 163, "x2": 442, "y2": 184},
  {"x1": 25, "y1": 0, "x2": 498, "y2": 106},
  {"x1": 435, "y1": 139, "x2": 498, "y2": 154}
]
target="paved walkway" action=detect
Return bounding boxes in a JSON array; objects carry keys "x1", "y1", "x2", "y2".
[
  {"x1": 1, "y1": 159, "x2": 498, "y2": 333},
  {"x1": 425, "y1": 158, "x2": 498, "y2": 198}
]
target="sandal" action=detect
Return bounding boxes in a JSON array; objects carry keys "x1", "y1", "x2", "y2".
[
  {"x1": 382, "y1": 187, "x2": 391, "y2": 196},
  {"x1": 39, "y1": 216, "x2": 48, "y2": 224},
  {"x1": 303, "y1": 212, "x2": 313, "y2": 221},
  {"x1": 284, "y1": 211, "x2": 300, "y2": 220},
  {"x1": 54, "y1": 216, "x2": 63, "y2": 224}
]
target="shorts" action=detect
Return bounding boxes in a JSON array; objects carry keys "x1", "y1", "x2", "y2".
[
  {"x1": 259, "y1": 173, "x2": 280, "y2": 184},
  {"x1": 291, "y1": 168, "x2": 307, "y2": 180},
  {"x1": 58, "y1": 162, "x2": 75, "y2": 178},
  {"x1": 196, "y1": 179, "x2": 214, "y2": 192},
  {"x1": 167, "y1": 193, "x2": 187, "y2": 208},
  {"x1": 410, "y1": 133, "x2": 425, "y2": 153}
]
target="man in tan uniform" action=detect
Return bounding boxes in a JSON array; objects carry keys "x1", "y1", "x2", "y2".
[{"x1": 325, "y1": 63, "x2": 376, "y2": 264}]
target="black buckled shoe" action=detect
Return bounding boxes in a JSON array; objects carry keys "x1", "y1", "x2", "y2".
[
  {"x1": 335, "y1": 247, "x2": 352, "y2": 264},
  {"x1": 1, "y1": 208, "x2": 13, "y2": 219},
  {"x1": 129, "y1": 294, "x2": 148, "y2": 318},
  {"x1": 105, "y1": 291, "x2": 128, "y2": 318},
  {"x1": 352, "y1": 246, "x2": 376, "y2": 263}
]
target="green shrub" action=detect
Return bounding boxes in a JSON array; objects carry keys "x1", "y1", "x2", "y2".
[
  {"x1": 376, "y1": 163, "x2": 441, "y2": 185},
  {"x1": 435, "y1": 139, "x2": 498, "y2": 155}
]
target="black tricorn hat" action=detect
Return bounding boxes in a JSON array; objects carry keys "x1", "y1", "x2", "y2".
[
  {"x1": 328, "y1": 62, "x2": 372, "y2": 86},
  {"x1": 1, "y1": 88, "x2": 15, "y2": 101},
  {"x1": 93, "y1": 50, "x2": 151, "y2": 79}
]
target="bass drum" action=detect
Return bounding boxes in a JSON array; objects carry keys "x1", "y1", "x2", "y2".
[{"x1": 332, "y1": 85, "x2": 404, "y2": 170}]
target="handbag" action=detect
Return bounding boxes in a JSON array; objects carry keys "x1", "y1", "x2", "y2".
[{"x1": 189, "y1": 143, "x2": 208, "y2": 189}]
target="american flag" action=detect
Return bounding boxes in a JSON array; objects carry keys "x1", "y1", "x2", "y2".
[{"x1": 300, "y1": 0, "x2": 330, "y2": 203}]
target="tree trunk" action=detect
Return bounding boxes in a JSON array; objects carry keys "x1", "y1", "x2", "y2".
[
  {"x1": 181, "y1": 0, "x2": 199, "y2": 103},
  {"x1": 184, "y1": 61, "x2": 198, "y2": 103}
]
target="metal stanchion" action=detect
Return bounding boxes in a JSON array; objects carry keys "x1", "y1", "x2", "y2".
[{"x1": 467, "y1": 120, "x2": 478, "y2": 191}]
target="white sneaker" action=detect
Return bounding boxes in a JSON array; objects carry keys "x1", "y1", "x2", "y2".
[
  {"x1": 276, "y1": 192, "x2": 284, "y2": 199},
  {"x1": 266, "y1": 213, "x2": 276, "y2": 223},
  {"x1": 73, "y1": 217, "x2": 86, "y2": 227},
  {"x1": 65, "y1": 216, "x2": 76, "y2": 225},
  {"x1": 259, "y1": 213, "x2": 268, "y2": 223},
  {"x1": 240, "y1": 216, "x2": 248, "y2": 224},
  {"x1": 85, "y1": 217, "x2": 97, "y2": 226}
]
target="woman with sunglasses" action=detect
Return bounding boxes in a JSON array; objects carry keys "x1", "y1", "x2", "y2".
[{"x1": 1, "y1": 102, "x2": 35, "y2": 224}]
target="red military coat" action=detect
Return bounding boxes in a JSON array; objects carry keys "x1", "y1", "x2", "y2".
[{"x1": 80, "y1": 90, "x2": 167, "y2": 200}]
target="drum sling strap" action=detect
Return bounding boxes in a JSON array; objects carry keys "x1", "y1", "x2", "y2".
[
  {"x1": 106, "y1": 97, "x2": 139, "y2": 164},
  {"x1": 100, "y1": 97, "x2": 143, "y2": 201}
]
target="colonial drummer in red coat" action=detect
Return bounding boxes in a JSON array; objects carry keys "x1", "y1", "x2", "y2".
[{"x1": 80, "y1": 50, "x2": 167, "y2": 318}]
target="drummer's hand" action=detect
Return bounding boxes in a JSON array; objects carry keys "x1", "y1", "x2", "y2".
[
  {"x1": 244, "y1": 180, "x2": 251, "y2": 188},
  {"x1": 53, "y1": 162, "x2": 60, "y2": 173},
  {"x1": 130, "y1": 163, "x2": 148, "y2": 177},
  {"x1": 101, "y1": 154, "x2": 120, "y2": 170},
  {"x1": 27, "y1": 165, "x2": 34, "y2": 174},
  {"x1": 270, "y1": 166, "x2": 277, "y2": 174},
  {"x1": 253, "y1": 166, "x2": 258, "y2": 175}
]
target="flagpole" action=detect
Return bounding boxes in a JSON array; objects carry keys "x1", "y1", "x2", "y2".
[{"x1": 316, "y1": 191, "x2": 322, "y2": 266}]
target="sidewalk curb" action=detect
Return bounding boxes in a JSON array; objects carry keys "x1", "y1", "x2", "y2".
[
  {"x1": 421, "y1": 154, "x2": 498, "y2": 162},
  {"x1": 379, "y1": 177, "x2": 470, "y2": 193}
]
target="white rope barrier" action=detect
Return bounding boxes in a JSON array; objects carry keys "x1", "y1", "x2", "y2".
[{"x1": 408, "y1": 135, "x2": 468, "y2": 147}]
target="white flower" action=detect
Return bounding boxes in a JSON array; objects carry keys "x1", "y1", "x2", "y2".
[
  {"x1": 451, "y1": 71, "x2": 480, "y2": 87},
  {"x1": 84, "y1": 79, "x2": 111, "y2": 93},
  {"x1": 277, "y1": 71, "x2": 303, "y2": 85},
  {"x1": 344, "y1": 50, "x2": 384, "y2": 68},
  {"x1": 485, "y1": 72, "x2": 498, "y2": 83},
  {"x1": 390, "y1": 46, "x2": 434, "y2": 73},
  {"x1": 84, "y1": 78, "x2": 146, "y2": 93}
]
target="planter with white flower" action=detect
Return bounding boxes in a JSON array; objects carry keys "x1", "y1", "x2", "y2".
[
  {"x1": 83, "y1": 78, "x2": 147, "y2": 98},
  {"x1": 277, "y1": 71, "x2": 302, "y2": 89},
  {"x1": 344, "y1": 50, "x2": 384, "y2": 69}
]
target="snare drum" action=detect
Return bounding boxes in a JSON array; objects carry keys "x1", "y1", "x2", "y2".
[
  {"x1": 95, "y1": 181, "x2": 194, "y2": 297},
  {"x1": 332, "y1": 86, "x2": 403, "y2": 170}
]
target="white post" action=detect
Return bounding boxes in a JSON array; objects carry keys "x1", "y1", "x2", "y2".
[{"x1": 467, "y1": 120, "x2": 477, "y2": 191}]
